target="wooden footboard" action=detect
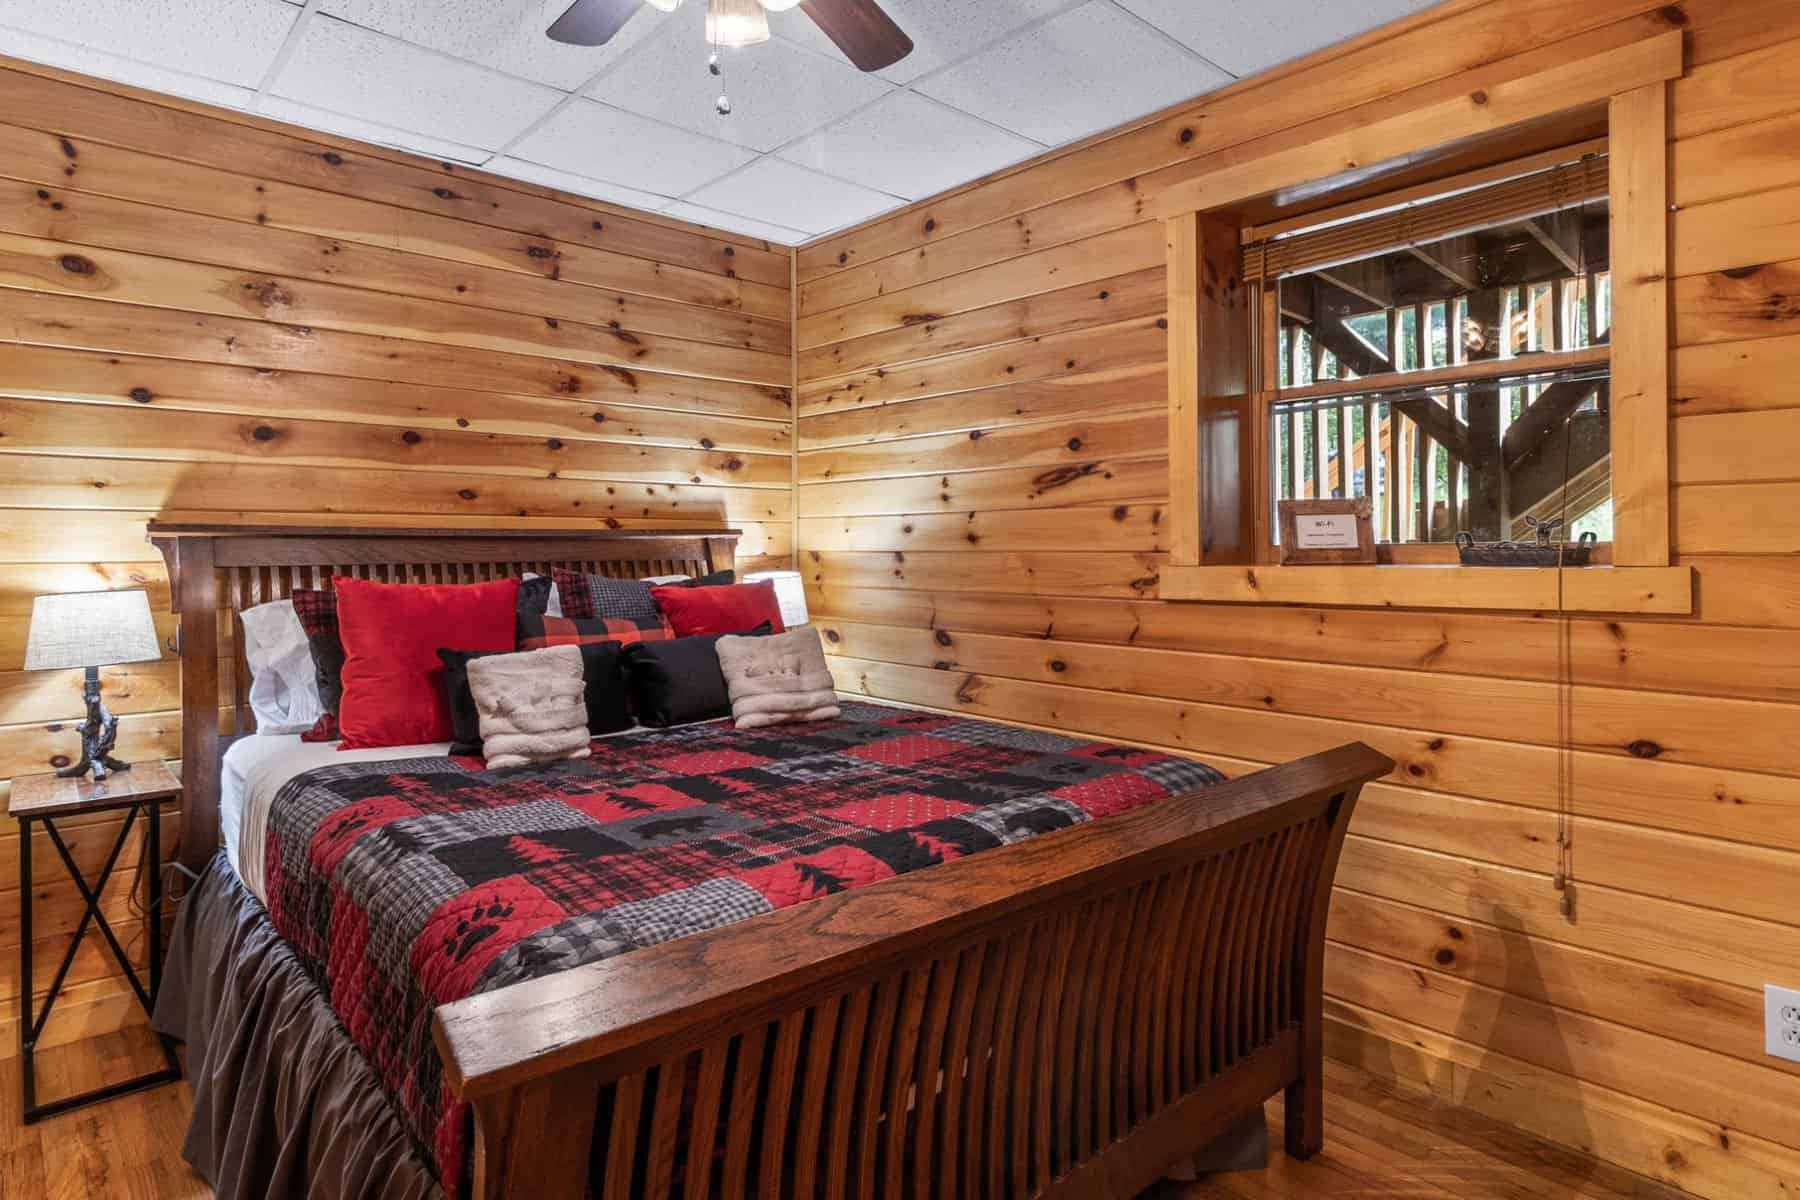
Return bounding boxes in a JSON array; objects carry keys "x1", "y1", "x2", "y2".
[{"x1": 433, "y1": 741, "x2": 1389, "y2": 1200}]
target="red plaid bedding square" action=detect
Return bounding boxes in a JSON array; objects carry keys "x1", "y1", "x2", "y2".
[
  {"x1": 259, "y1": 701, "x2": 1224, "y2": 1195},
  {"x1": 516, "y1": 610, "x2": 672, "y2": 649}
]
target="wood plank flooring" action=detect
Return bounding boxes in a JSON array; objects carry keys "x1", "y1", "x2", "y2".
[
  {"x1": 0, "y1": 1030, "x2": 205, "y2": 1199},
  {"x1": 0, "y1": 1036, "x2": 1692, "y2": 1199}
]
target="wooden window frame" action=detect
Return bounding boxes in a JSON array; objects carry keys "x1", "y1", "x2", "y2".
[{"x1": 1156, "y1": 31, "x2": 1691, "y2": 614}]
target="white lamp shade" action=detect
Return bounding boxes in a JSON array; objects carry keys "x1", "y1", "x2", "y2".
[
  {"x1": 706, "y1": 0, "x2": 769, "y2": 46},
  {"x1": 23, "y1": 589, "x2": 161, "y2": 672},
  {"x1": 758, "y1": 0, "x2": 803, "y2": 10},
  {"x1": 744, "y1": 570, "x2": 808, "y2": 628}
]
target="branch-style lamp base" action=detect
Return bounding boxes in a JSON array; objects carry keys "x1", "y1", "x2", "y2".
[{"x1": 58, "y1": 665, "x2": 131, "y2": 781}]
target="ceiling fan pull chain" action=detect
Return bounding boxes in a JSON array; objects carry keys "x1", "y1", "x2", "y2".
[{"x1": 710, "y1": 38, "x2": 731, "y2": 115}]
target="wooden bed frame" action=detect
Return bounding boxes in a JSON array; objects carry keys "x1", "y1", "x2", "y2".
[{"x1": 149, "y1": 521, "x2": 1392, "y2": 1200}]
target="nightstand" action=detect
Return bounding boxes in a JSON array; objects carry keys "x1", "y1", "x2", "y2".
[{"x1": 9, "y1": 762, "x2": 184, "y2": 1121}]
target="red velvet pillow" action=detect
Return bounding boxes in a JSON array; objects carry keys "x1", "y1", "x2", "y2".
[
  {"x1": 650, "y1": 581, "x2": 785, "y2": 638},
  {"x1": 333, "y1": 576, "x2": 519, "y2": 750}
]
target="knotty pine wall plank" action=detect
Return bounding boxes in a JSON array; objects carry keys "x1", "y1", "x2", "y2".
[
  {"x1": 793, "y1": 3, "x2": 1800, "y2": 1188},
  {"x1": 0, "y1": 53, "x2": 794, "y2": 1046}
]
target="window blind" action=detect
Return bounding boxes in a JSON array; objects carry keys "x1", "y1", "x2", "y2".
[{"x1": 1243, "y1": 151, "x2": 1608, "y2": 283}]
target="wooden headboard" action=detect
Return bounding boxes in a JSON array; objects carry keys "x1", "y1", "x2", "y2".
[{"x1": 148, "y1": 522, "x2": 741, "y2": 875}]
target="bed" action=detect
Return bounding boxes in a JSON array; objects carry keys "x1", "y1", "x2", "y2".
[{"x1": 148, "y1": 522, "x2": 1391, "y2": 1200}]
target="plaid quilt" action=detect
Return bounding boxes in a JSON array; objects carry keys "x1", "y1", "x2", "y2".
[{"x1": 260, "y1": 701, "x2": 1224, "y2": 1195}]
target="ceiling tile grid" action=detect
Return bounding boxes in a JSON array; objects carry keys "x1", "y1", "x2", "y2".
[
  {"x1": 687, "y1": 155, "x2": 902, "y2": 235},
  {"x1": 0, "y1": 0, "x2": 1436, "y2": 244},
  {"x1": 914, "y1": 1, "x2": 1232, "y2": 147}
]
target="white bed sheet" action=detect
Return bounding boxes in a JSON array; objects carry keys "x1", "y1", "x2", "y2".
[
  {"x1": 224, "y1": 735, "x2": 448, "y2": 902},
  {"x1": 220, "y1": 733, "x2": 300, "y2": 874}
]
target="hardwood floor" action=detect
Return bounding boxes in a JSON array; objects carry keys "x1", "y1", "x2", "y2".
[
  {"x1": 1, "y1": 1030, "x2": 205, "y2": 1199},
  {"x1": 0, "y1": 1039, "x2": 1690, "y2": 1199},
  {"x1": 1162, "y1": 1062, "x2": 1693, "y2": 1200}
]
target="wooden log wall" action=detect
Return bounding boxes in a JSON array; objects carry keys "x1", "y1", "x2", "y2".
[
  {"x1": 0, "y1": 56, "x2": 795, "y2": 1054},
  {"x1": 795, "y1": 1, "x2": 1800, "y2": 1194}
]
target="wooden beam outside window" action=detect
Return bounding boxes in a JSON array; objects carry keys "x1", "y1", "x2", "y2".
[{"x1": 1166, "y1": 211, "x2": 1252, "y2": 566}]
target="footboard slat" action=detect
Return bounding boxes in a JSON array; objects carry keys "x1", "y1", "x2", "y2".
[
  {"x1": 879, "y1": 967, "x2": 931, "y2": 1197},
  {"x1": 790, "y1": 995, "x2": 842, "y2": 1200},
  {"x1": 719, "y1": 1025, "x2": 764, "y2": 1200},
  {"x1": 931, "y1": 945, "x2": 982, "y2": 1200},
  {"x1": 436, "y1": 742, "x2": 1392, "y2": 1199},
  {"x1": 822, "y1": 994, "x2": 867, "y2": 1200},
  {"x1": 684, "y1": 1044, "x2": 730, "y2": 1200},
  {"x1": 600, "y1": 1069, "x2": 643, "y2": 1200},
  {"x1": 909, "y1": 951, "x2": 960, "y2": 1200},
  {"x1": 759, "y1": 1012, "x2": 807, "y2": 1199},
  {"x1": 854, "y1": 976, "x2": 902, "y2": 1197}
]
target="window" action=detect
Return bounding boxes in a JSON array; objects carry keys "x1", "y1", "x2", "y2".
[
  {"x1": 1156, "y1": 37, "x2": 1687, "y2": 610},
  {"x1": 1247, "y1": 150, "x2": 1614, "y2": 555}
]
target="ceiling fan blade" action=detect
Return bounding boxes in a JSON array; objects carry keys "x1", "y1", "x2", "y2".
[
  {"x1": 546, "y1": 0, "x2": 642, "y2": 46},
  {"x1": 799, "y1": 0, "x2": 913, "y2": 71}
]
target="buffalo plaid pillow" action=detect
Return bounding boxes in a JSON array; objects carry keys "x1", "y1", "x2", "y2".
[
  {"x1": 550, "y1": 567, "x2": 671, "y2": 630},
  {"x1": 517, "y1": 611, "x2": 673, "y2": 650},
  {"x1": 290, "y1": 588, "x2": 344, "y2": 743}
]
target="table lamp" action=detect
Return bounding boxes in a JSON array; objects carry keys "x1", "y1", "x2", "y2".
[
  {"x1": 743, "y1": 569, "x2": 808, "y2": 627},
  {"x1": 23, "y1": 588, "x2": 162, "y2": 781}
]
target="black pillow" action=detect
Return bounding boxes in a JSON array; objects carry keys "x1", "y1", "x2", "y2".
[
  {"x1": 570, "y1": 640, "x2": 632, "y2": 735},
  {"x1": 437, "y1": 648, "x2": 504, "y2": 756},
  {"x1": 667, "y1": 570, "x2": 735, "y2": 588},
  {"x1": 439, "y1": 644, "x2": 632, "y2": 755},
  {"x1": 622, "y1": 622, "x2": 771, "y2": 727}
]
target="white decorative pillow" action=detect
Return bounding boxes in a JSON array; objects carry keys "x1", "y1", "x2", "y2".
[
  {"x1": 465, "y1": 646, "x2": 591, "y2": 769},
  {"x1": 715, "y1": 626, "x2": 840, "y2": 730},
  {"x1": 239, "y1": 599, "x2": 326, "y2": 735}
]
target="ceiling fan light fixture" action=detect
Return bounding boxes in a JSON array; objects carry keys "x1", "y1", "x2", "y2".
[
  {"x1": 757, "y1": 0, "x2": 804, "y2": 11},
  {"x1": 706, "y1": 0, "x2": 769, "y2": 47},
  {"x1": 644, "y1": 0, "x2": 683, "y2": 10}
]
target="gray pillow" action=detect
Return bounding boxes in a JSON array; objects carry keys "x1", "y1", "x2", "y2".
[
  {"x1": 465, "y1": 646, "x2": 591, "y2": 769},
  {"x1": 715, "y1": 627, "x2": 841, "y2": 730}
]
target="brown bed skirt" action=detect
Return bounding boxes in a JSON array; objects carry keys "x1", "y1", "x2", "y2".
[{"x1": 152, "y1": 852, "x2": 445, "y2": 1200}]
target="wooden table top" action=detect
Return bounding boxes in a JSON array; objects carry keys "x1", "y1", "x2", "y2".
[{"x1": 8, "y1": 761, "x2": 182, "y2": 820}]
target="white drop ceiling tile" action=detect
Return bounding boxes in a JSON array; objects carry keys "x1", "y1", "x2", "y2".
[
  {"x1": 767, "y1": 0, "x2": 1074, "y2": 85},
  {"x1": 662, "y1": 201, "x2": 810, "y2": 246},
  {"x1": 780, "y1": 91, "x2": 1040, "y2": 201},
  {"x1": 317, "y1": 0, "x2": 665, "y2": 91},
  {"x1": 0, "y1": 26, "x2": 256, "y2": 108},
  {"x1": 510, "y1": 98, "x2": 756, "y2": 197},
  {"x1": 0, "y1": 0, "x2": 298, "y2": 88},
  {"x1": 915, "y1": 0, "x2": 1229, "y2": 146},
  {"x1": 485, "y1": 155, "x2": 675, "y2": 210},
  {"x1": 588, "y1": 3, "x2": 892, "y2": 153},
  {"x1": 269, "y1": 14, "x2": 562, "y2": 151},
  {"x1": 686, "y1": 157, "x2": 899, "y2": 236},
  {"x1": 1116, "y1": 0, "x2": 1436, "y2": 77},
  {"x1": 256, "y1": 96, "x2": 492, "y2": 165}
]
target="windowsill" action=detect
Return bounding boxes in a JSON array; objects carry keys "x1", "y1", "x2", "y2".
[{"x1": 1158, "y1": 563, "x2": 1693, "y2": 614}]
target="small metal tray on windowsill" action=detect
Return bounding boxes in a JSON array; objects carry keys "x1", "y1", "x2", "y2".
[{"x1": 1455, "y1": 530, "x2": 1598, "y2": 567}]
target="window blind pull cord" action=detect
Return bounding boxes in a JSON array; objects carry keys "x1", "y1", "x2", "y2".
[{"x1": 1553, "y1": 181, "x2": 1589, "y2": 922}]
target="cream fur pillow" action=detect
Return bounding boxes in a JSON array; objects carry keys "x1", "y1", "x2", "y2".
[
  {"x1": 715, "y1": 627, "x2": 841, "y2": 730},
  {"x1": 465, "y1": 645, "x2": 591, "y2": 769}
]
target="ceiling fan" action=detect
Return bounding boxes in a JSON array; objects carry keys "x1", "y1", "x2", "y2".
[{"x1": 547, "y1": 0, "x2": 914, "y2": 72}]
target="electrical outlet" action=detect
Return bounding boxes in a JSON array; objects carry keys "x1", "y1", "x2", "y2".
[{"x1": 1767, "y1": 985, "x2": 1800, "y2": 1064}]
